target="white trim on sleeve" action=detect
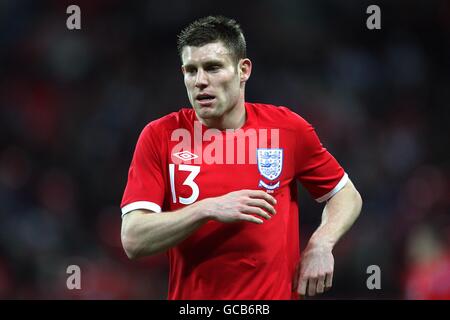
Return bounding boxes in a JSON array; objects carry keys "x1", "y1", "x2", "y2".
[
  {"x1": 315, "y1": 173, "x2": 349, "y2": 203},
  {"x1": 121, "y1": 201, "x2": 162, "y2": 218}
]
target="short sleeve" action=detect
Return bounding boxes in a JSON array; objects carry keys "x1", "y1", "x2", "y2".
[
  {"x1": 120, "y1": 124, "x2": 166, "y2": 217},
  {"x1": 294, "y1": 115, "x2": 348, "y2": 203}
]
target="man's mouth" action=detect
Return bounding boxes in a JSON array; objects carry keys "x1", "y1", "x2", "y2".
[{"x1": 196, "y1": 94, "x2": 216, "y2": 106}]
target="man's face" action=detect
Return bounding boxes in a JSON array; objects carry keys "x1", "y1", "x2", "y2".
[{"x1": 181, "y1": 41, "x2": 242, "y2": 120}]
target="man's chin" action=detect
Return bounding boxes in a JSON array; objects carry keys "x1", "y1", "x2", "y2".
[{"x1": 195, "y1": 106, "x2": 219, "y2": 118}]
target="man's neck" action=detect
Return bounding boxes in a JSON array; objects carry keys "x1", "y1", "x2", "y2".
[{"x1": 199, "y1": 101, "x2": 247, "y2": 130}]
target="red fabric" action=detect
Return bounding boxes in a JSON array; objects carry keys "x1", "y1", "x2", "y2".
[
  {"x1": 405, "y1": 253, "x2": 450, "y2": 300},
  {"x1": 121, "y1": 102, "x2": 346, "y2": 299}
]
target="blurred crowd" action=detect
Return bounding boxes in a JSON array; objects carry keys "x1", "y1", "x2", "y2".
[{"x1": 0, "y1": 0, "x2": 449, "y2": 299}]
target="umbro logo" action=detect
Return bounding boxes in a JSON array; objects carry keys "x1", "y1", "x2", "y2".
[{"x1": 173, "y1": 151, "x2": 199, "y2": 161}]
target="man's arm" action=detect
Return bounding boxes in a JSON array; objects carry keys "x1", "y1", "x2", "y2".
[
  {"x1": 294, "y1": 178, "x2": 363, "y2": 297},
  {"x1": 121, "y1": 190, "x2": 277, "y2": 259}
]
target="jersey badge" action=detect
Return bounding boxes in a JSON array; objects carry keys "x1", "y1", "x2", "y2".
[{"x1": 257, "y1": 148, "x2": 283, "y2": 192}]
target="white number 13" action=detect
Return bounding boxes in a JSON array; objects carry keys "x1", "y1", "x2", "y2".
[{"x1": 169, "y1": 164, "x2": 200, "y2": 205}]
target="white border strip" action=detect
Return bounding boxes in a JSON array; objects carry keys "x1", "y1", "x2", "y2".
[
  {"x1": 121, "y1": 201, "x2": 162, "y2": 218},
  {"x1": 315, "y1": 173, "x2": 349, "y2": 203}
]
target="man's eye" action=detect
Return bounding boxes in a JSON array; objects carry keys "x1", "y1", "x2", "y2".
[{"x1": 207, "y1": 65, "x2": 220, "y2": 71}]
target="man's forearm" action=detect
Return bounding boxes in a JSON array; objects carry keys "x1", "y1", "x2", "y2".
[
  {"x1": 121, "y1": 189, "x2": 276, "y2": 259},
  {"x1": 121, "y1": 203, "x2": 210, "y2": 259},
  {"x1": 309, "y1": 179, "x2": 363, "y2": 249}
]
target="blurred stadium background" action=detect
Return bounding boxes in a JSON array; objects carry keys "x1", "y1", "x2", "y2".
[{"x1": 0, "y1": 0, "x2": 449, "y2": 299}]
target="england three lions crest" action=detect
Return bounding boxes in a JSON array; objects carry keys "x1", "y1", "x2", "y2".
[{"x1": 257, "y1": 148, "x2": 283, "y2": 191}]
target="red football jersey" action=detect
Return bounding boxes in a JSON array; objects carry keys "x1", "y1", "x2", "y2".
[{"x1": 121, "y1": 102, "x2": 347, "y2": 299}]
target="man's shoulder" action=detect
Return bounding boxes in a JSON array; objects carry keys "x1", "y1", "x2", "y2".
[
  {"x1": 146, "y1": 107, "x2": 193, "y2": 132},
  {"x1": 248, "y1": 102, "x2": 309, "y2": 130}
]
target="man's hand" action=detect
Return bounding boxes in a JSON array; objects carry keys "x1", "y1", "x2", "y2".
[
  {"x1": 199, "y1": 189, "x2": 277, "y2": 224},
  {"x1": 292, "y1": 178, "x2": 362, "y2": 297},
  {"x1": 293, "y1": 243, "x2": 334, "y2": 297}
]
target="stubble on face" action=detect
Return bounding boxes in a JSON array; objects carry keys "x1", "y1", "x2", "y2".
[{"x1": 181, "y1": 42, "x2": 242, "y2": 125}]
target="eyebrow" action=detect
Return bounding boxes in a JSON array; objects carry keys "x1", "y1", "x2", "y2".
[{"x1": 183, "y1": 60, "x2": 225, "y2": 69}]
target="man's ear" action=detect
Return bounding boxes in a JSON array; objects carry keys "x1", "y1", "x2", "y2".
[{"x1": 239, "y1": 58, "x2": 252, "y2": 82}]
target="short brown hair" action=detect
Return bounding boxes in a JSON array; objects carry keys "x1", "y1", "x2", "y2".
[{"x1": 177, "y1": 16, "x2": 247, "y2": 63}]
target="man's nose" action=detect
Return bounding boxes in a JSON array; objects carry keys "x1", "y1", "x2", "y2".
[{"x1": 194, "y1": 69, "x2": 208, "y2": 88}]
